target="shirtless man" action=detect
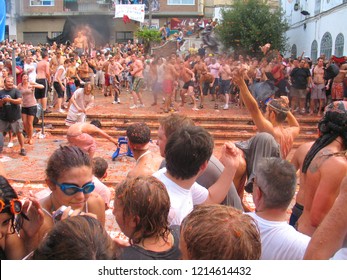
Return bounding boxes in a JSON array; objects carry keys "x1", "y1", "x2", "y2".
[
  {"x1": 232, "y1": 67, "x2": 300, "y2": 159},
  {"x1": 35, "y1": 52, "x2": 51, "y2": 114},
  {"x1": 126, "y1": 122, "x2": 159, "y2": 178},
  {"x1": 179, "y1": 60, "x2": 198, "y2": 110},
  {"x1": 289, "y1": 141, "x2": 314, "y2": 227},
  {"x1": 77, "y1": 54, "x2": 90, "y2": 83},
  {"x1": 162, "y1": 56, "x2": 179, "y2": 113},
  {"x1": 304, "y1": 176, "x2": 347, "y2": 259},
  {"x1": 297, "y1": 101, "x2": 347, "y2": 237},
  {"x1": 107, "y1": 56, "x2": 123, "y2": 104},
  {"x1": 310, "y1": 57, "x2": 326, "y2": 116},
  {"x1": 219, "y1": 58, "x2": 232, "y2": 110},
  {"x1": 330, "y1": 62, "x2": 347, "y2": 101},
  {"x1": 101, "y1": 56, "x2": 111, "y2": 96},
  {"x1": 129, "y1": 53, "x2": 145, "y2": 109},
  {"x1": 66, "y1": 119, "x2": 118, "y2": 158},
  {"x1": 95, "y1": 54, "x2": 106, "y2": 89},
  {"x1": 73, "y1": 31, "x2": 88, "y2": 57},
  {"x1": 199, "y1": 70, "x2": 214, "y2": 109}
]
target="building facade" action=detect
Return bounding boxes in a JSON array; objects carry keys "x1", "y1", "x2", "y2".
[
  {"x1": 11, "y1": 0, "x2": 204, "y2": 45},
  {"x1": 281, "y1": 0, "x2": 347, "y2": 61}
]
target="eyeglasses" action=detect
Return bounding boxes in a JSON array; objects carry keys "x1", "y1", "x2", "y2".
[
  {"x1": 0, "y1": 199, "x2": 23, "y2": 215},
  {"x1": 53, "y1": 180, "x2": 95, "y2": 196}
]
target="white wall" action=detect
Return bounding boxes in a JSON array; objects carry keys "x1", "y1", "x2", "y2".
[{"x1": 281, "y1": 0, "x2": 347, "y2": 59}]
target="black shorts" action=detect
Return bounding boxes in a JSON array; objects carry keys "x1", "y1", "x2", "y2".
[
  {"x1": 34, "y1": 79, "x2": 48, "y2": 99},
  {"x1": 21, "y1": 105, "x2": 38, "y2": 116},
  {"x1": 53, "y1": 81, "x2": 65, "y2": 98},
  {"x1": 183, "y1": 80, "x2": 194, "y2": 89}
]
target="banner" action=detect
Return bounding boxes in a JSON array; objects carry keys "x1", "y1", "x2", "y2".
[
  {"x1": 114, "y1": 4, "x2": 145, "y2": 23},
  {"x1": 0, "y1": 0, "x2": 6, "y2": 41}
]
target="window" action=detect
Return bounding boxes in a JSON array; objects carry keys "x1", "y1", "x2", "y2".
[
  {"x1": 167, "y1": 0, "x2": 194, "y2": 5},
  {"x1": 291, "y1": 44, "x2": 297, "y2": 59},
  {"x1": 51, "y1": 32, "x2": 62, "y2": 38},
  {"x1": 314, "y1": 0, "x2": 321, "y2": 15},
  {"x1": 30, "y1": 1, "x2": 55, "y2": 6},
  {"x1": 311, "y1": 40, "x2": 318, "y2": 62},
  {"x1": 335, "y1": 33, "x2": 344, "y2": 57},
  {"x1": 116, "y1": 32, "x2": 133, "y2": 43},
  {"x1": 320, "y1": 32, "x2": 332, "y2": 59}
]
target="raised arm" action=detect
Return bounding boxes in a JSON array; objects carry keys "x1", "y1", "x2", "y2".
[{"x1": 232, "y1": 68, "x2": 274, "y2": 134}]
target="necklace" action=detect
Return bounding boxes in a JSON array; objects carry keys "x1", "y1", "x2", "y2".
[{"x1": 136, "y1": 150, "x2": 151, "y2": 164}]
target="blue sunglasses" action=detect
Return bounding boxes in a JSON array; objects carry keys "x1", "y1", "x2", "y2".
[{"x1": 52, "y1": 180, "x2": 95, "y2": 196}]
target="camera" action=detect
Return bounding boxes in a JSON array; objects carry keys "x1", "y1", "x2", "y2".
[{"x1": 52, "y1": 205, "x2": 74, "y2": 223}]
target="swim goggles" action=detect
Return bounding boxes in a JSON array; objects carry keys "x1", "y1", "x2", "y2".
[
  {"x1": 52, "y1": 180, "x2": 95, "y2": 196},
  {"x1": 0, "y1": 199, "x2": 23, "y2": 215}
]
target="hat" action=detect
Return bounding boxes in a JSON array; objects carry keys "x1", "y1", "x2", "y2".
[{"x1": 208, "y1": 53, "x2": 214, "y2": 57}]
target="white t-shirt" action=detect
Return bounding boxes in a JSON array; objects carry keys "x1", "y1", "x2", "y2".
[
  {"x1": 247, "y1": 212, "x2": 310, "y2": 260},
  {"x1": 153, "y1": 168, "x2": 208, "y2": 226},
  {"x1": 92, "y1": 176, "x2": 111, "y2": 207}
]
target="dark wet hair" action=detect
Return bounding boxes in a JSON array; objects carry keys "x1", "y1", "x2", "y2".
[
  {"x1": 126, "y1": 122, "x2": 150, "y2": 144},
  {"x1": 45, "y1": 146, "x2": 92, "y2": 182},
  {"x1": 114, "y1": 176, "x2": 170, "y2": 245},
  {"x1": 32, "y1": 215, "x2": 117, "y2": 260},
  {"x1": 90, "y1": 119, "x2": 101, "y2": 128},
  {"x1": 302, "y1": 101, "x2": 347, "y2": 173},
  {"x1": 165, "y1": 126, "x2": 214, "y2": 180}
]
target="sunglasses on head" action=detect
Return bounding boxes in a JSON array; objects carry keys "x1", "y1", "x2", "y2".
[
  {"x1": 52, "y1": 180, "x2": 95, "y2": 196},
  {"x1": 0, "y1": 199, "x2": 23, "y2": 215}
]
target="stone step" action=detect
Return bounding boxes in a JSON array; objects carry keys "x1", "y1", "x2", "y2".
[{"x1": 37, "y1": 112, "x2": 318, "y2": 147}]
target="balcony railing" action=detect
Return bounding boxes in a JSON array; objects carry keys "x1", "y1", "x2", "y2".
[{"x1": 19, "y1": 0, "x2": 118, "y2": 16}]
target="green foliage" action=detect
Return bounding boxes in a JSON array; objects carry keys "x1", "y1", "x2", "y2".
[
  {"x1": 135, "y1": 27, "x2": 161, "y2": 53},
  {"x1": 216, "y1": 0, "x2": 289, "y2": 56}
]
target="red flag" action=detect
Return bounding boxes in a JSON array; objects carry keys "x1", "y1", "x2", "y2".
[{"x1": 123, "y1": 15, "x2": 131, "y2": 24}]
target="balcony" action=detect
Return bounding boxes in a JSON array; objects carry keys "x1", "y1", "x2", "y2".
[{"x1": 19, "y1": 0, "x2": 116, "y2": 17}]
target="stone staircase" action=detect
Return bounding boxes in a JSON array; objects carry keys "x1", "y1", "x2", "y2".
[{"x1": 36, "y1": 112, "x2": 319, "y2": 148}]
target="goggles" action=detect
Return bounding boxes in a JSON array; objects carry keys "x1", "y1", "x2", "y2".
[
  {"x1": 53, "y1": 180, "x2": 95, "y2": 196},
  {"x1": 0, "y1": 199, "x2": 23, "y2": 215},
  {"x1": 264, "y1": 97, "x2": 273, "y2": 106}
]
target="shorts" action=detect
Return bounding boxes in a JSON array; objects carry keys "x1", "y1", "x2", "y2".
[
  {"x1": 311, "y1": 83, "x2": 326, "y2": 100},
  {"x1": 21, "y1": 105, "x2": 38, "y2": 116},
  {"x1": 219, "y1": 79, "x2": 231, "y2": 95},
  {"x1": 133, "y1": 77, "x2": 144, "y2": 94},
  {"x1": 34, "y1": 79, "x2": 48, "y2": 99},
  {"x1": 202, "y1": 82, "x2": 212, "y2": 96},
  {"x1": 105, "y1": 74, "x2": 110, "y2": 87},
  {"x1": 0, "y1": 119, "x2": 23, "y2": 134},
  {"x1": 290, "y1": 87, "x2": 307, "y2": 99},
  {"x1": 67, "y1": 133, "x2": 96, "y2": 156},
  {"x1": 182, "y1": 80, "x2": 194, "y2": 90},
  {"x1": 53, "y1": 81, "x2": 65, "y2": 98},
  {"x1": 163, "y1": 79, "x2": 174, "y2": 94}
]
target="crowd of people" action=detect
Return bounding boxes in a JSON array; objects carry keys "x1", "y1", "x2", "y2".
[{"x1": 0, "y1": 35, "x2": 346, "y2": 260}]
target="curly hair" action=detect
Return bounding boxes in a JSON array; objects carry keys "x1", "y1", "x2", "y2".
[
  {"x1": 181, "y1": 204, "x2": 261, "y2": 260},
  {"x1": 114, "y1": 176, "x2": 170, "y2": 245},
  {"x1": 302, "y1": 101, "x2": 347, "y2": 173},
  {"x1": 126, "y1": 122, "x2": 151, "y2": 144}
]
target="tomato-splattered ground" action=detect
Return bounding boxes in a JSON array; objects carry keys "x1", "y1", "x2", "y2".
[{"x1": 1, "y1": 88, "x2": 303, "y2": 218}]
